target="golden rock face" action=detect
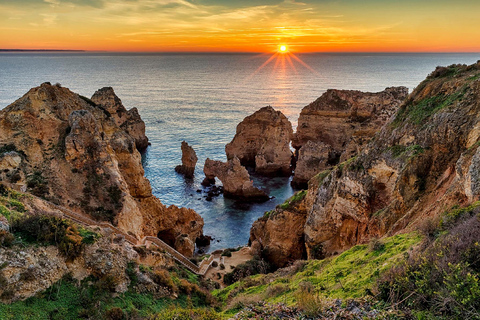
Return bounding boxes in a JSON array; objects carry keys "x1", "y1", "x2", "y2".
[{"x1": 0, "y1": 83, "x2": 203, "y2": 257}]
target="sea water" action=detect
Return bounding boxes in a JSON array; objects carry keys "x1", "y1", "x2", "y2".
[{"x1": 0, "y1": 52, "x2": 478, "y2": 251}]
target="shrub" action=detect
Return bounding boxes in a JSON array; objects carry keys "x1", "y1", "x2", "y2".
[
  {"x1": 152, "y1": 307, "x2": 220, "y2": 320},
  {"x1": 150, "y1": 269, "x2": 177, "y2": 293},
  {"x1": 26, "y1": 171, "x2": 49, "y2": 197},
  {"x1": 12, "y1": 215, "x2": 85, "y2": 260},
  {"x1": 377, "y1": 214, "x2": 480, "y2": 319},
  {"x1": 105, "y1": 307, "x2": 125, "y2": 320},
  {"x1": 221, "y1": 249, "x2": 232, "y2": 257},
  {"x1": 0, "y1": 230, "x2": 14, "y2": 247},
  {"x1": 368, "y1": 237, "x2": 385, "y2": 252},
  {"x1": 223, "y1": 258, "x2": 272, "y2": 285}
]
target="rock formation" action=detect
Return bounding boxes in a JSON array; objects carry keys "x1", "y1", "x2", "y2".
[
  {"x1": 249, "y1": 191, "x2": 308, "y2": 268},
  {"x1": 251, "y1": 62, "x2": 480, "y2": 263},
  {"x1": 175, "y1": 141, "x2": 197, "y2": 178},
  {"x1": 291, "y1": 87, "x2": 408, "y2": 188},
  {"x1": 203, "y1": 157, "x2": 269, "y2": 201},
  {"x1": 0, "y1": 83, "x2": 203, "y2": 256},
  {"x1": 225, "y1": 106, "x2": 293, "y2": 176},
  {"x1": 91, "y1": 87, "x2": 149, "y2": 151}
]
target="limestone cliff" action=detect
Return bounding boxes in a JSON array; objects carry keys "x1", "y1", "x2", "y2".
[
  {"x1": 292, "y1": 87, "x2": 408, "y2": 188},
  {"x1": 0, "y1": 83, "x2": 203, "y2": 256},
  {"x1": 225, "y1": 106, "x2": 293, "y2": 176},
  {"x1": 250, "y1": 62, "x2": 480, "y2": 263}
]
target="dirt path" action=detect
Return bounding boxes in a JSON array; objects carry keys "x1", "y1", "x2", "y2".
[{"x1": 204, "y1": 246, "x2": 253, "y2": 288}]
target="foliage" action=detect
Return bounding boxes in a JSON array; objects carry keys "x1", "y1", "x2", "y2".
[
  {"x1": 310, "y1": 170, "x2": 332, "y2": 187},
  {"x1": 377, "y1": 211, "x2": 480, "y2": 319},
  {"x1": 151, "y1": 306, "x2": 220, "y2": 320},
  {"x1": 214, "y1": 232, "x2": 421, "y2": 316},
  {"x1": 393, "y1": 86, "x2": 467, "y2": 126},
  {"x1": 0, "y1": 144, "x2": 17, "y2": 155},
  {"x1": 278, "y1": 190, "x2": 307, "y2": 210},
  {"x1": 0, "y1": 230, "x2": 14, "y2": 247},
  {"x1": 388, "y1": 144, "x2": 424, "y2": 159},
  {"x1": 26, "y1": 171, "x2": 49, "y2": 198},
  {"x1": 223, "y1": 258, "x2": 272, "y2": 285},
  {"x1": 12, "y1": 215, "x2": 85, "y2": 260}
]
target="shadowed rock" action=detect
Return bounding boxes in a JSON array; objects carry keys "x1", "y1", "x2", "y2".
[
  {"x1": 226, "y1": 106, "x2": 293, "y2": 176},
  {"x1": 175, "y1": 141, "x2": 197, "y2": 179},
  {"x1": 203, "y1": 157, "x2": 269, "y2": 201}
]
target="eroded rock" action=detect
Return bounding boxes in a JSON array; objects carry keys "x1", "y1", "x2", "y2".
[
  {"x1": 175, "y1": 141, "x2": 198, "y2": 178},
  {"x1": 292, "y1": 87, "x2": 408, "y2": 188},
  {"x1": 225, "y1": 106, "x2": 293, "y2": 176},
  {"x1": 203, "y1": 157, "x2": 269, "y2": 201}
]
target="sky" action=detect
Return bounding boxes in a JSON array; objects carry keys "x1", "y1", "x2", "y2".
[{"x1": 1, "y1": 0, "x2": 480, "y2": 52}]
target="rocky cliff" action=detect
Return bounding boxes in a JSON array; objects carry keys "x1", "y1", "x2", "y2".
[
  {"x1": 0, "y1": 83, "x2": 203, "y2": 256},
  {"x1": 250, "y1": 62, "x2": 480, "y2": 263},
  {"x1": 225, "y1": 106, "x2": 293, "y2": 176},
  {"x1": 292, "y1": 87, "x2": 408, "y2": 187}
]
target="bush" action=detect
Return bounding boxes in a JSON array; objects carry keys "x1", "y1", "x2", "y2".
[
  {"x1": 12, "y1": 215, "x2": 85, "y2": 260},
  {"x1": 221, "y1": 249, "x2": 232, "y2": 257},
  {"x1": 368, "y1": 237, "x2": 385, "y2": 252},
  {"x1": 377, "y1": 214, "x2": 480, "y2": 319},
  {"x1": 150, "y1": 269, "x2": 177, "y2": 293},
  {"x1": 105, "y1": 307, "x2": 125, "y2": 320},
  {"x1": 0, "y1": 230, "x2": 14, "y2": 247},
  {"x1": 152, "y1": 307, "x2": 220, "y2": 320},
  {"x1": 223, "y1": 258, "x2": 272, "y2": 285}
]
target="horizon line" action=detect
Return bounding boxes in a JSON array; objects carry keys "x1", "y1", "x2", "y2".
[{"x1": 1, "y1": 49, "x2": 480, "y2": 55}]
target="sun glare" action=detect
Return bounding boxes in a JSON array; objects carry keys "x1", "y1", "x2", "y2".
[{"x1": 279, "y1": 45, "x2": 287, "y2": 53}]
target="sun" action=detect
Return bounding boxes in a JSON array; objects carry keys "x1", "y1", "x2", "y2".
[{"x1": 279, "y1": 45, "x2": 287, "y2": 53}]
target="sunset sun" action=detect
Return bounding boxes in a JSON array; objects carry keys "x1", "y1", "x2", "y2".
[{"x1": 279, "y1": 45, "x2": 287, "y2": 53}]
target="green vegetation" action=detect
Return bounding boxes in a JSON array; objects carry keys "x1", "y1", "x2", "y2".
[
  {"x1": 310, "y1": 169, "x2": 332, "y2": 187},
  {"x1": 388, "y1": 144, "x2": 425, "y2": 159},
  {"x1": 393, "y1": 86, "x2": 467, "y2": 127},
  {"x1": 26, "y1": 171, "x2": 49, "y2": 198},
  {"x1": 0, "y1": 144, "x2": 17, "y2": 155},
  {"x1": 11, "y1": 215, "x2": 100, "y2": 260},
  {"x1": 214, "y1": 232, "x2": 421, "y2": 316},
  {"x1": 0, "y1": 273, "x2": 220, "y2": 320},
  {"x1": 377, "y1": 204, "x2": 480, "y2": 319},
  {"x1": 278, "y1": 190, "x2": 307, "y2": 210}
]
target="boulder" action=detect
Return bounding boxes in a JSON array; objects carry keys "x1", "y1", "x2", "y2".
[
  {"x1": 225, "y1": 106, "x2": 293, "y2": 176},
  {"x1": 175, "y1": 141, "x2": 197, "y2": 178}
]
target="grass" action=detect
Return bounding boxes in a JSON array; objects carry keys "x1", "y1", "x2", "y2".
[
  {"x1": 393, "y1": 86, "x2": 467, "y2": 127},
  {"x1": 278, "y1": 190, "x2": 307, "y2": 210},
  {"x1": 0, "y1": 276, "x2": 192, "y2": 320},
  {"x1": 388, "y1": 144, "x2": 424, "y2": 159},
  {"x1": 214, "y1": 232, "x2": 422, "y2": 316}
]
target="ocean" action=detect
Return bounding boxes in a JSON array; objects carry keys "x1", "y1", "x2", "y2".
[{"x1": 0, "y1": 52, "x2": 479, "y2": 251}]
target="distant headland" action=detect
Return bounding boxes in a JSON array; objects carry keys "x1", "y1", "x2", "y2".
[{"x1": 0, "y1": 49, "x2": 85, "y2": 52}]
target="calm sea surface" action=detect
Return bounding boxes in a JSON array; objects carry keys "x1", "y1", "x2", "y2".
[{"x1": 1, "y1": 52, "x2": 479, "y2": 251}]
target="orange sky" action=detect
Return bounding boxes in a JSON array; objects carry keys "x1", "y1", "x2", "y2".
[{"x1": 1, "y1": 0, "x2": 480, "y2": 52}]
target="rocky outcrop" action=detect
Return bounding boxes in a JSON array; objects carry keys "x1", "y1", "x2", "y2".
[
  {"x1": 291, "y1": 140, "x2": 335, "y2": 188},
  {"x1": 91, "y1": 87, "x2": 149, "y2": 151},
  {"x1": 249, "y1": 191, "x2": 308, "y2": 269},
  {"x1": 291, "y1": 87, "x2": 408, "y2": 188},
  {"x1": 175, "y1": 141, "x2": 197, "y2": 178},
  {"x1": 0, "y1": 83, "x2": 203, "y2": 256},
  {"x1": 252, "y1": 62, "x2": 480, "y2": 263},
  {"x1": 225, "y1": 106, "x2": 293, "y2": 176},
  {"x1": 203, "y1": 157, "x2": 269, "y2": 201}
]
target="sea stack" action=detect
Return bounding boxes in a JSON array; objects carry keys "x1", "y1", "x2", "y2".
[
  {"x1": 225, "y1": 106, "x2": 293, "y2": 176},
  {"x1": 203, "y1": 157, "x2": 269, "y2": 201},
  {"x1": 175, "y1": 141, "x2": 198, "y2": 178}
]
